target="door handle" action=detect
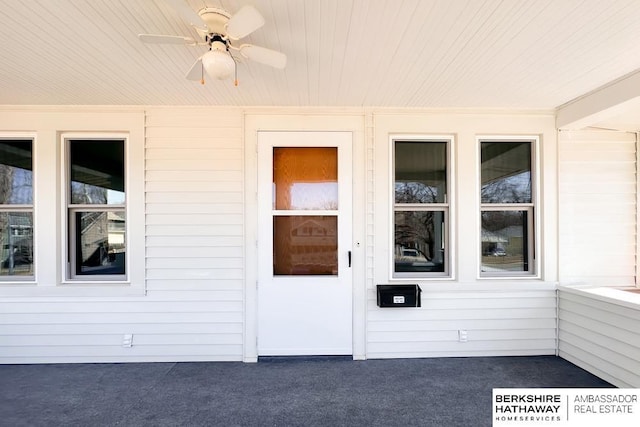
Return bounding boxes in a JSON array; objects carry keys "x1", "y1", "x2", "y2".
[{"x1": 348, "y1": 251, "x2": 352, "y2": 268}]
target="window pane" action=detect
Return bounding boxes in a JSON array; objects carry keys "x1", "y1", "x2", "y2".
[
  {"x1": 273, "y1": 215, "x2": 337, "y2": 275},
  {"x1": 0, "y1": 139, "x2": 32, "y2": 205},
  {"x1": 395, "y1": 141, "x2": 446, "y2": 204},
  {"x1": 70, "y1": 140, "x2": 125, "y2": 205},
  {"x1": 481, "y1": 142, "x2": 531, "y2": 203},
  {"x1": 0, "y1": 212, "x2": 33, "y2": 276},
  {"x1": 481, "y1": 210, "x2": 529, "y2": 272},
  {"x1": 74, "y1": 211, "x2": 125, "y2": 276},
  {"x1": 273, "y1": 147, "x2": 338, "y2": 210},
  {"x1": 394, "y1": 211, "x2": 445, "y2": 273}
]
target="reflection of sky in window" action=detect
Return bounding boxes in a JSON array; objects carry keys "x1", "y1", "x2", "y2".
[
  {"x1": 107, "y1": 189, "x2": 125, "y2": 204},
  {"x1": 276, "y1": 182, "x2": 338, "y2": 210}
]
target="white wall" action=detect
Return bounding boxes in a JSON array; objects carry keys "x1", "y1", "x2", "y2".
[
  {"x1": 557, "y1": 129, "x2": 640, "y2": 387},
  {"x1": 143, "y1": 108, "x2": 246, "y2": 361},
  {"x1": 558, "y1": 130, "x2": 637, "y2": 285},
  {"x1": 0, "y1": 107, "x2": 245, "y2": 363},
  {"x1": 1, "y1": 107, "x2": 559, "y2": 363},
  {"x1": 367, "y1": 112, "x2": 558, "y2": 358}
]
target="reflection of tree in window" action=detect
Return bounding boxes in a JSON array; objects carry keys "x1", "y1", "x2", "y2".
[
  {"x1": 481, "y1": 172, "x2": 531, "y2": 204},
  {"x1": 395, "y1": 212, "x2": 434, "y2": 260},
  {"x1": 395, "y1": 182, "x2": 439, "y2": 204},
  {"x1": 0, "y1": 165, "x2": 12, "y2": 204},
  {"x1": 481, "y1": 211, "x2": 523, "y2": 234},
  {"x1": 71, "y1": 181, "x2": 108, "y2": 204}
]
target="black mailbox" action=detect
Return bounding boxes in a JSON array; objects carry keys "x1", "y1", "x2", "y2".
[{"x1": 376, "y1": 284, "x2": 421, "y2": 307}]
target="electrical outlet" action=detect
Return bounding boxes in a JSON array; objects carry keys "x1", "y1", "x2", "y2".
[
  {"x1": 122, "y1": 334, "x2": 133, "y2": 348},
  {"x1": 458, "y1": 330, "x2": 468, "y2": 343}
]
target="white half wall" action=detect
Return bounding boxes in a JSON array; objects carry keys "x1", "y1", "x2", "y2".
[{"x1": 558, "y1": 286, "x2": 640, "y2": 388}]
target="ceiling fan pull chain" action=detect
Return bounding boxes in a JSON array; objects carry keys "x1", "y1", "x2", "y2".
[{"x1": 234, "y1": 56, "x2": 239, "y2": 87}]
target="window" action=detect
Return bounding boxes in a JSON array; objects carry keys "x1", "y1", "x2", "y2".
[
  {"x1": 480, "y1": 139, "x2": 535, "y2": 276},
  {"x1": 66, "y1": 138, "x2": 126, "y2": 280},
  {"x1": 0, "y1": 138, "x2": 34, "y2": 280},
  {"x1": 272, "y1": 147, "x2": 339, "y2": 276},
  {"x1": 393, "y1": 138, "x2": 450, "y2": 277}
]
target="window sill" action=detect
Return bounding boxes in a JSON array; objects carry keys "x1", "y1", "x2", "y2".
[{"x1": 478, "y1": 274, "x2": 541, "y2": 280}]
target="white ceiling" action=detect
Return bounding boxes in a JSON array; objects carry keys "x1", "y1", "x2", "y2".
[{"x1": 2, "y1": 0, "x2": 640, "y2": 113}]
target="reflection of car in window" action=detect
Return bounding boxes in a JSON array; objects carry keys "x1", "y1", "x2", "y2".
[
  {"x1": 483, "y1": 247, "x2": 506, "y2": 257},
  {"x1": 395, "y1": 247, "x2": 443, "y2": 272},
  {"x1": 402, "y1": 248, "x2": 420, "y2": 258}
]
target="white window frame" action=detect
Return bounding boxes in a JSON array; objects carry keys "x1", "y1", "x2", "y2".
[
  {"x1": 62, "y1": 134, "x2": 128, "y2": 283},
  {"x1": 390, "y1": 135, "x2": 454, "y2": 279},
  {"x1": 478, "y1": 136, "x2": 539, "y2": 278},
  {"x1": 0, "y1": 135, "x2": 35, "y2": 282}
]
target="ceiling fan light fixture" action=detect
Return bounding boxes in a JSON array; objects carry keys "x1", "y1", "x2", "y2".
[{"x1": 202, "y1": 48, "x2": 235, "y2": 80}]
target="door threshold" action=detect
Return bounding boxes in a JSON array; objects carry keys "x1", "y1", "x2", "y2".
[{"x1": 258, "y1": 355, "x2": 353, "y2": 363}]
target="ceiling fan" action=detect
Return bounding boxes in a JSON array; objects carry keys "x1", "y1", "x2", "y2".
[{"x1": 139, "y1": 0, "x2": 286, "y2": 85}]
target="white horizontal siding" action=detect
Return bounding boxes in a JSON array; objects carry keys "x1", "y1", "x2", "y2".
[
  {"x1": 0, "y1": 322, "x2": 243, "y2": 335},
  {"x1": 366, "y1": 290, "x2": 557, "y2": 359},
  {"x1": 146, "y1": 192, "x2": 243, "y2": 204},
  {"x1": 0, "y1": 301, "x2": 244, "y2": 313},
  {"x1": 0, "y1": 334, "x2": 243, "y2": 347},
  {"x1": 558, "y1": 288, "x2": 640, "y2": 388},
  {"x1": 142, "y1": 108, "x2": 245, "y2": 361},
  {"x1": 0, "y1": 107, "x2": 245, "y2": 363},
  {"x1": 0, "y1": 346, "x2": 243, "y2": 363},
  {"x1": 558, "y1": 130, "x2": 637, "y2": 285}
]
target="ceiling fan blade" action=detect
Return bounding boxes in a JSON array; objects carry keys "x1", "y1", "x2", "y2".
[
  {"x1": 139, "y1": 34, "x2": 195, "y2": 45},
  {"x1": 226, "y1": 5, "x2": 265, "y2": 40},
  {"x1": 239, "y1": 44, "x2": 287, "y2": 69},
  {"x1": 185, "y1": 56, "x2": 204, "y2": 81},
  {"x1": 165, "y1": 0, "x2": 206, "y2": 28}
]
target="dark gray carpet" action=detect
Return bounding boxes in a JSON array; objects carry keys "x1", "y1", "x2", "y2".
[{"x1": 0, "y1": 356, "x2": 612, "y2": 427}]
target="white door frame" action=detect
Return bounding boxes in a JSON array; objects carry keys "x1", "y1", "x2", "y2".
[{"x1": 243, "y1": 114, "x2": 367, "y2": 362}]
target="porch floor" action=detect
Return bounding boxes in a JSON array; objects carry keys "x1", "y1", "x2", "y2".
[{"x1": 0, "y1": 356, "x2": 612, "y2": 426}]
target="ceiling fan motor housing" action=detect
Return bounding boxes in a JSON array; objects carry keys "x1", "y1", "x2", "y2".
[
  {"x1": 199, "y1": 8, "x2": 230, "y2": 35},
  {"x1": 208, "y1": 34, "x2": 228, "y2": 51}
]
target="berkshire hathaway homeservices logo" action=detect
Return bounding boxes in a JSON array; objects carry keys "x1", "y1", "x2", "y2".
[{"x1": 494, "y1": 390, "x2": 562, "y2": 423}]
